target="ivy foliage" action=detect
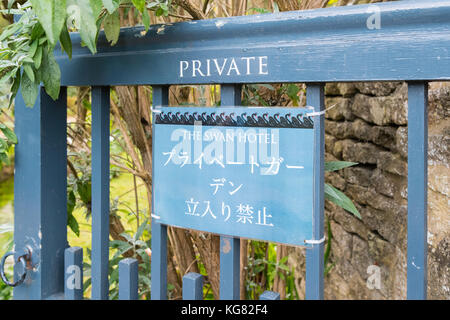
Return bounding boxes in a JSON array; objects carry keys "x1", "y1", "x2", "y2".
[
  {"x1": 325, "y1": 161, "x2": 361, "y2": 219},
  {"x1": 0, "y1": 0, "x2": 171, "y2": 166},
  {"x1": 1, "y1": 0, "x2": 170, "y2": 107}
]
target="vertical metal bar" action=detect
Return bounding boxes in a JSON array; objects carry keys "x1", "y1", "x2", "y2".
[
  {"x1": 305, "y1": 83, "x2": 325, "y2": 300},
  {"x1": 220, "y1": 84, "x2": 242, "y2": 106},
  {"x1": 14, "y1": 87, "x2": 68, "y2": 300},
  {"x1": 182, "y1": 272, "x2": 204, "y2": 300},
  {"x1": 219, "y1": 84, "x2": 242, "y2": 300},
  {"x1": 260, "y1": 291, "x2": 281, "y2": 300},
  {"x1": 64, "y1": 247, "x2": 83, "y2": 300},
  {"x1": 407, "y1": 82, "x2": 428, "y2": 300},
  {"x1": 151, "y1": 85, "x2": 169, "y2": 300},
  {"x1": 151, "y1": 221, "x2": 167, "y2": 300},
  {"x1": 91, "y1": 86, "x2": 110, "y2": 300},
  {"x1": 119, "y1": 258, "x2": 139, "y2": 300},
  {"x1": 220, "y1": 236, "x2": 240, "y2": 299}
]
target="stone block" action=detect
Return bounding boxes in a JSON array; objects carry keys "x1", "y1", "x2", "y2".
[
  {"x1": 355, "y1": 82, "x2": 401, "y2": 96},
  {"x1": 376, "y1": 152, "x2": 408, "y2": 176}
]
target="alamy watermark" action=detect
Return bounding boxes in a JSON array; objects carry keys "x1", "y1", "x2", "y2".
[
  {"x1": 162, "y1": 121, "x2": 282, "y2": 175},
  {"x1": 366, "y1": 264, "x2": 381, "y2": 290},
  {"x1": 66, "y1": 265, "x2": 82, "y2": 290},
  {"x1": 366, "y1": 5, "x2": 381, "y2": 30}
]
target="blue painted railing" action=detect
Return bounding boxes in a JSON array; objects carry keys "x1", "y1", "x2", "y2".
[{"x1": 9, "y1": 0, "x2": 450, "y2": 300}]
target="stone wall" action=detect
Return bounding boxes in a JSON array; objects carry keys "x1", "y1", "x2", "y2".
[{"x1": 288, "y1": 81, "x2": 449, "y2": 300}]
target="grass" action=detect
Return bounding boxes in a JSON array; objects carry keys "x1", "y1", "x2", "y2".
[
  {"x1": 68, "y1": 172, "x2": 149, "y2": 298},
  {"x1": 68, "y1": 172, "x2": 149, "y2": 249},
  {"x1": 0, "y1": 177, "x2": 13, "y2": 254}
]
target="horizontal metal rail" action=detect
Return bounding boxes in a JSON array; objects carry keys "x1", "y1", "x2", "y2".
[{"x1": 56, "y1": 0, "x2": 450, "y2": 86}]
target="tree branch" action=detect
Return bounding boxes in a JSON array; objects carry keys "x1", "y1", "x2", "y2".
[{"x1": 173, "y1": 0, "x2": 206, "y2": 20}]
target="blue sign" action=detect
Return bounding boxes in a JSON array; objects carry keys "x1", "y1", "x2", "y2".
[{"x1": 153, "y1": 107, "x2": 315, "y2": 246}]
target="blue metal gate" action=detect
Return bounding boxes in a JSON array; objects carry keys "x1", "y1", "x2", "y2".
[{"x1": 4, "y1": 0, "x2": 450, "y2": 300}]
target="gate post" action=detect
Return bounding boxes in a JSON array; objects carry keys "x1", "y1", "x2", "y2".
[
  {"x1": 219, "y1": 84, "x2": 241, "y2": 300},
  {"x1": 151, "y1": 85, "x2": 169, "y2": 300},
  {"x1": 407, "y1": 82, "x2": 428, "y2": 300},
  {"x1": 13, "y1": 88, "x2": 68, "y2": 299},
  {"x1": 91, "y1": 86, "x2": 111, "y2": 300},
  {"x1": 305, "y1": 83, "x2": 325, "y2": 300}
]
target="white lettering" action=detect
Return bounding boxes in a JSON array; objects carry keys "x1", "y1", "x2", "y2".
[
  {"x1": 179, "y1": 60, "x2": 189, "y2": 77},
  {"x1": 258, "y1": 56, "x2": 268, "y2": 75},
  {"x1": 206, "y1": 59, "x2": 211, "y2": 76},
  {"x1": 213, "y1": 58, "x2": 228, "y2": 76},
  {"x1": 192, "y1": 60, "x2": 205, "y2": 77},
  {"x1": 227, "y1": 58, "x2": 240, "y2": 76},
  {"x1": 178, "y1": 56, "x2": 269, "y2": 78},
  {"x1": 241, "y1": 56, "x2": 255, "y2": 75}
]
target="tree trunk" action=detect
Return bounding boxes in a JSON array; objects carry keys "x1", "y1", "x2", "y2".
[
  {"x1": 272, "y1": 245, "x2": 288, "y2": 299},
  {"x1": 190, "y1": 232, "x2": 221, "y2": 298}
]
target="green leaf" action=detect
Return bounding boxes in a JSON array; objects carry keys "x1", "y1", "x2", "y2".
[
  {"x1": 30, "y1": 0, "x2": 67, "y2": 45},
  {"x1": 134, "y1": 218, "x2": 148, "y2": 241},
  {"x1": 287, "y1": 84, "x2": 299, "y2": 100},
  {"x1": 80, "y1": 0, "x2": 98, "y2": 54},
  {"x1": 7, "y1": 0, "x2": 15, "y2": 9},
  {"x1": 67, "y1": 0, "x2": 98, "y2": 54},
  {"x1": 102, "y1": 0, "x2": 120, "y2": 14},
  {"x1": 90, "y1": 0, "x2": 103, "y2": 18},
  {"x1": 0, "y1": 62, "x2": 15, "y2": 71},
  {"x1": 34, "y1": 46, "x2": 43, "y2": 69},
  {"x1": 67, "y1": 190, "x2": 76, "y2": 215},
  {"x1": 76, "y1": 180, "x2": 91, "y2": 205},
  {"x1": 103, "y1": 11, "x2": 120, "y2": 46},
  {"x1": 247, "y1": 7, "x2": 271, "y2": 14},
  {"x1": 132, "y1": 0, "x2": 146, "y2": 13},
  {"x1": 325, "y1": 183, "x2": 361, "y2": 219},
  {"x1": 324, "y1": 161, "x2": 358, "y2": 172},
  {"x1": 29, "y1": 40, "x2": 38, "y2": 58},
  {"x1": 23, "y1": 64, "x2": 35, "y2": 83},
  {"x1": 0, "y1": 125, "x2": 17, "y2": 144},
  {"x1": 59, "y1": 23, "x2": 72, "y2": 59},
  {"x1": 0, "y1": 137, "x2": 7, "y2": 151},
  {"x1": 0, "y1": 152, "x2": 10, "y2": 166},
  {"x1": 31, "y1": 23, "x2": 45, "y2": 41},
  {"x1": 324, "y1": 262, "x2": 335, "y2": 276},
  {"x1": 119, "y1": 232, "x2": 132, "y2": 242},
  {"x1": 68, "y1": 212, "x2": 80, "y2": 237},
  {"x1": 142, "y1": 7, "x2": 150, "y2": 31},
  {"x1": 324, "y1": 217, "x2": 332, "y2": 267},
  {"x1": 41, "y1": 46, "x2": 61, "y2": 100},
  {"x1": 21, "y1": 71, "x2": 39, "y2": 107},
  {"x1": 155, "y1": 7, "x2": 164, "y2": 16},
  {"x1": 273, "y1": 2, "x2": 279, "y2": 13},
  {"x1": 113, "y1": 243, "x2": 134, "y2": 258},
  {"x1": 160, "y1": 2, "x2": 169, "y2": 14},
  {"x1": 22, "y1": 56, "x2": 35, "y2": 64},
  {"x1": 0, "y1": 23, "x2": 20, "y2": 42},
  {"x1": 8, "y1": 69, "x2": 21, "y2": 107},
  {"x1": 110, "y1": 240, "x2": 130, "y2": 249},
  {"x1": 0, "y1": 67, "x2": 18, "y2": 84}
]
